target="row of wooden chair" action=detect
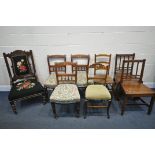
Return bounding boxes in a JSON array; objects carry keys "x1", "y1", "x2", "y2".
[{"x1": 3, "y1": 50, "x2": 155, "y2": 118}]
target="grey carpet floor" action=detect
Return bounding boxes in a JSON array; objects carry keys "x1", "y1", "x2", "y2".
[{"x1": 0, "y1": 91, "x2": 155, "y2": 129}]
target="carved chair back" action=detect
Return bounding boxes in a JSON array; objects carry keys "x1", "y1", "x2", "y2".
[
  {"x1": 55, "y1": 62, "x2": 77, "y2": 84},
  {"x1": 88, "y1": 63, "x2": 109, "y2": 85},
  {"x1": 3, "y1": 50, "x2": 36, "y2": 85}
]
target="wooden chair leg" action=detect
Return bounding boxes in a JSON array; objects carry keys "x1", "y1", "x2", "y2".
[
  {"x1": 10, "y1": 101, "x2": 17, "y2": 114},
  {"x1": 147, "y1": 96, "x2": 155, "y2": 115},
  {"x1": 84, "y1": 100, "x2": 88, "y2": 119},
  {"x1": 107, "y1": 100, "x2": 111, "y2": 119},
  {"x1": 75, "y1": 102, "x2": 80, "y2": 118},
  {"x1": 51, "y1": 102, "x2": 57, "y2": 119},
  {"x1": 121, "y1": 96, "x2": 128, "y2": 115}
]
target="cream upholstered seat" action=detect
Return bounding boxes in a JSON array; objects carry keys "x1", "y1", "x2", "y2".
[
  {"x1": 44, "y1": 72, "x2": 57, "y2": 88},
  {"x1": 77, "y1": 71, "x2": 87, "y2": 86},
  {"x1": 85, "y1": 85, "x2": 111, "y2": 100},
  {"x1": 50, "y1": 84, "x2": 80, "y2": 103}
]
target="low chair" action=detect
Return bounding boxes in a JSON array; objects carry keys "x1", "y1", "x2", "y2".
[
  {"x1": 71, "y1": 54, "x2": 90, "y2": 88},
  {"x1": 84, "y1": 63, "x2": 112, "y2": 119},
  {"x1": 119, "y1": 59, "x2": 155, "y2": 115},
  {"x1": 44, "y1": 55, "x2": 66, "y2": 89},
  {"x1": 3, "y1": 50, "x2": 47, "y2": 113},
  {"x1": 50, "y1": 62, "x2": 80, "y2": 118}
]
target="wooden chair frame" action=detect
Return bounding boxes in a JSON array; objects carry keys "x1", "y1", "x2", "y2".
[
  {"x1": 95, "y1": 54, "x2": 111, "y2": 75},
  {"x1": 47, "y1": 55, "x2": 66, "y2": 74},
  {"x1": 117, "y1": 59, "x2": 155, "y2": 115},
  {"x1": 114, "y1": 53, "x2": 135, "y2": 82},
  {"x1": 84, "y1": 63, "x2": 112, "y2": 119},
  {"x1": 51, "y1": 61, "x2": 80, "y2": 118},
  {"x1": 3, "y1": 50, "x2": 47, "y2": 113},
  {"x1": 55, "y1": 62, "x2": 77, "y2": 84}
]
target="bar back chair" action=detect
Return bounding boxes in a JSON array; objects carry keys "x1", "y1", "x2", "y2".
[
  {"x1": 119, "y1": 59, "x2": 155, "y2": 115},
  {"x1": 114, "y1": 53, "x2": 135, "y2": 83},
  {"x1": 50, "y1": 62, "x2": 80, "y2": 118},
  {"x1": 44, "y1": 55, "x2": 66, "y2": 89},
  {"x1": 84, "y1": 63, "x2": 112, "y2": 119},
  {"x1": 71, "y1": 54, "x2": 90, "y2": 87},
  {"x1": 95, "y1": 53, "x2": 111, "y2": 75},
  {"x1": 3, "y1": 50, "x2": 47, "y2": 113}
]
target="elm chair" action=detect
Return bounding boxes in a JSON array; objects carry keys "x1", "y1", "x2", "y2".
[
  {"x1": 44, "y1": 55, "x2": 66, "y2": 89},
  {"x1": 119, "y1": 59, "x2": 155, "y2": 115},
  {"x1": 3, "y1": 50, "x2": 47, "y2": 114},
  {"x1": 71, "y1": 54, "x2": 90, "y2": 88},
  {"x1": 113, "y1": 53, "x2": 135, "y2": 100},
  {"x1": 50, "y1": 62, "x2": 80, "y2": 118},
  {"x1": 114, "y1": 53, "x2": 135, "y2": 83},
  {"x1": 84, "y1": 63, "x2": 112, "y2": 119}
]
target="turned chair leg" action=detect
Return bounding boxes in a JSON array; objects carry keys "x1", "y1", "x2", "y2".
[
  {"x1": 10, "y1": 101, "x2": 17, "y2": 114},
  {"x1": 51, "y1": 102, "x2": 57, "y2": 119}
]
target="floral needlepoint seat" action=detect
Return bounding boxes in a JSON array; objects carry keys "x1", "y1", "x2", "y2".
[
  {"x1": 8, "y1": 79, "x2": 44, "y2": 100},
  {"x1": 50, "y1": 84, "x2": 80, "y2": 103}
]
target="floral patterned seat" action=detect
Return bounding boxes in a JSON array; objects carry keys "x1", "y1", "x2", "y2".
[
  {"x1": 50, "y1": 84, "x2": 80, "y2": 103},
  {"x1": 77, "y1": 71, "x2": 87, "y2": 87},
  {"x1": 44, "y1": 72, "x2": 57, "y2": 88}
]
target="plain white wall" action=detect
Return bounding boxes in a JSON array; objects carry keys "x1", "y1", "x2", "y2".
[{"x1": 0, "y1": 26, "x2": 155, "y2": 87}]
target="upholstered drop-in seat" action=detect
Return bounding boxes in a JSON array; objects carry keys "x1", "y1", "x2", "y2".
[
  {"x1": 8, "y1": 79, "x2": 44, "y2": 100},
  {"x1": 77, "y1": 71, "x2": 87, "y2": 86},
  {"x1": 44, "y1": 72, "x2": 57, "y2": 88},
  {"x1": 50, "y1": 84, "x2": 80, "y2": 103},
  {"x1": 85, "y1": 85, "x2": 111, "y2": 100}
]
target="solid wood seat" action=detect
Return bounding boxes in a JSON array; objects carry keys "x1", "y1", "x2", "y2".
[
  {"x1": 118, "y1": 59, "x2": 155, "y2": 115},
  {"x1": 121, "y1": 81, "x2": 155, "y2": 96}
]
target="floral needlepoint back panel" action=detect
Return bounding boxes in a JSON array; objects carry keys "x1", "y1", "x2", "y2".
[{"x1": 12, "y1": 55, "x2": 30, "y2": 76}]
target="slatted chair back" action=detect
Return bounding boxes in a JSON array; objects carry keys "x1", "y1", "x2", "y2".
[
  {"x1": 88, "y1": 63, "x2": 109, "y2": 85},
  {"x1": 71, "y1": 54, "x2": 89, "y2": 71},
  {"x1": 114, "y1": 53, "x2": 135, "y2": 78},
  {"x1": 47, "y1": 55, "x2": 66, "y2": 74},
  {"x1": 55, "y1": 62, "x2": 77, "y2": 84},
  {"x1": 120, "y1": 59, "x2": 146, "y2": 83},
  {"x1": 95, "y1": 54, "x2": 111, "y2": 74},
  {"x1": 3, "y1": 50, "x2": 37, "y2": 85}
]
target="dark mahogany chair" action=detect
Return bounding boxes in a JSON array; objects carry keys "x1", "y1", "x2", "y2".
[{"x1": 3, "y1": 50, "x2": 47, "y2": 114}]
